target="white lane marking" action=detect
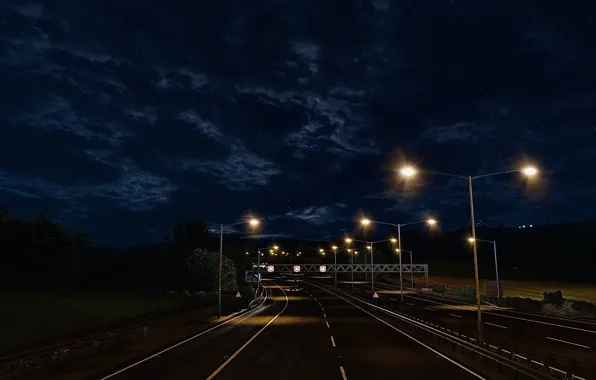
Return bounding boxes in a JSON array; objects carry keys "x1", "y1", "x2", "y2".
[
  {"x1": 448, "y1": 313, "x2": 463, "y2": 318},
  {"x1": 406, "y1": 302, "x2": 414, "y2": 306},
  {"x1": 309, "y1": 282, "x2": 486, "y2": 380},
  {"x1": 485, "y1": 322, "x2": 507, "y2": 329},
  {"x1": 390, "y1": 298, "x2": 397, "y2": 301},
  {"x1": 484, "y1": 311, "x2": 596, "y2": 334},
  {"x1": 323, "y1": 313, "x2": 327, "y2": 318},
  {"x1": 100, "y1": 288, "x2": 268, "y2": 379},
  {"x1": 326, "y1": 321, "x2": 330, "y2": 328},
  {"x1": 205, "y1": 283, "x2": 289, "y2": 380},
  {"x1": 424, "y1": 307, "x2": 435, "y2": 312},
  {"x1": 340, "y1": 366, "x2": 348, "y2": 380},
  {"x1": 546, "y1": 336, "x2": 591, "y2": 349},
  {"x1": 330, "y1": 336, "x2": 336, "y2": 347}
]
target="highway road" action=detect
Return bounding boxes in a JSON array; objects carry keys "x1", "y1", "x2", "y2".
[
  {"x1": 95, "y1": 277, "x2": 485, "y2": 380},
  {"x1": 334, "y1": 278, "x2": 596, "y2": 379}
]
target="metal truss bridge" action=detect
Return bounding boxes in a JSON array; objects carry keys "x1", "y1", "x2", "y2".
[{"x1": 265, "y1": 264, "x2": 428, "y2": 274}]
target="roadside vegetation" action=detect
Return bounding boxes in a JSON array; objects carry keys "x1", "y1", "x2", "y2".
[{"x1": 0, "y1": 206, "x2": 254, "y2": 353}]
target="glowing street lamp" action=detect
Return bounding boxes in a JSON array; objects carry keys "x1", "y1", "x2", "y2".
[
  {"x1": 218, "y1": 217, "x2": 261, "y2": 318},
  {"x1": 399, "y1": 162, "x2": 538, "y2": 343}
]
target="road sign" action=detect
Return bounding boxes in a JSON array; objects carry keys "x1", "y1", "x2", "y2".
[
  {"x1": 267, "y1": 265, "x2": 274, "y2": 273},
  {"x1": 373, "y1": 292, "x2": 379, "y2": 299},
  {"x1": 235, "y1": 291, "x2": 242, "y2": 298},
  {"x1": 293, "y1": 265, "x2": 301, "y2": 273},
  {"x1": 319, "y1": 265, "x2": 327, "y2": 273}
]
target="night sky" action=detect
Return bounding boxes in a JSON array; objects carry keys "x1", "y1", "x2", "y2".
[{"x1": 2, "y1": 1, "x2": 596, "y2": 246}]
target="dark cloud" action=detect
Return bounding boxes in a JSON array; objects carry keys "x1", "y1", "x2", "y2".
[{"x1": 1, "y1": 0, "x2": 596, "y2": 245}]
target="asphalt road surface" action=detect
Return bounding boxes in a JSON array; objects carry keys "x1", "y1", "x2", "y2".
[
  {"x1": 334, "y1": 278, "x2": 596, "y2": 379},
  {"x1": 99, "y1": 277, "x2": 484, "y2": 380}
]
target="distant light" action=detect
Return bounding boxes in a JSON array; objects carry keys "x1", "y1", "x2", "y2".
[
  {"x1": 522, "y1": 225, "x2": 525, "y2": 228},
  {"x1": 530, "y1": 224, "x2": 533, "y2": 228},
  {"x1": 522, "y1": 166, "x2": 538, "y2": 176},
  {"x1": 366, "y1": 246, "x2": 371, "y2": 250},
  {"x1": 400, "y1": 166, "x2": 417, "y2": 177},
  {"x1": 361, "y1": 219, "x2": 371, "y2": 226},
  {"x1": 390, "y1": 238, "x2": 397, "y2": 243},
  {"x1": 345, "y1": 238, "x2": 353, "y2": 243},
  {"x1": 245, "y1": 252, "x2": 250, "y2": 255},
  {"x1": 468, "y1": 238, "x2": 475, "y2": 243},
  {"x1": 427, "y1": 219, "x2": 437, "y2": 225},
  {"x1": 273, "y1": 245, "x2": 279, "y2": 250},
  {"x1": 332, "y1": 245, "x2": 338, "y2": 250},
  {"x1": 249, "y1": 219, "x2": 259, "y2": 226}
]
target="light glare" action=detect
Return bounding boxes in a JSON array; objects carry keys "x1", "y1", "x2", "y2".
[
  {"x1": 361, "y1": 219, "x2": 371, "y2": 226},
  {"x1": 522, "y1": 166, "x2": 538, "y2": 176},
  {"x1": 400, "y1": 166, "x2": 417, "y2": 177}
]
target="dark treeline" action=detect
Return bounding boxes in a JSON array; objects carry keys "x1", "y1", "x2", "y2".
[
  {"x1": 0, "y1": 207, "x2": 256, "y2": 291},
  {"x1": 1, "y1": 205, "x2": 594, "y2": 290}
]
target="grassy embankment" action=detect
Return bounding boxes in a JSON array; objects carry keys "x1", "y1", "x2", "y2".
[
  {"x1": 0, "y1": 292, "x2": 183, "y2": 352},
  {"x1": 424, "y1": 276, "x2": 596, "y2": 302}
]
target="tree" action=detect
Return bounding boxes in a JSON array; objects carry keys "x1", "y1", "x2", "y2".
[{"x1": 186, "y1": 248, "x2": 237, "y2": 291}]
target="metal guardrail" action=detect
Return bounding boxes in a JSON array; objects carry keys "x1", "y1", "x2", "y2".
[
  {"x1": 307, "y1": 280, "x2": 559, "y2": 380},
  {"x1": 338, "y1": 281, "x2": 593, "y2": 380},
  {"x1": 0, "y1": 307, "x2": 216, "y2": 378}
]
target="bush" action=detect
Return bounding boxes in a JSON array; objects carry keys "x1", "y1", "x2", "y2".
[
  {"x1": 180, "y1": 290, "x2": 192, "y2": 298},
  {"x1": 542, "y1": 301, "x2": 578, "y2": 317},
  {"x1": 431, "y1": 283, "x2": 447, "y2": 294},
  {"x1": 186, "y1": 248, "x2": 237, "y2": 292},
  {"x1": 166, "y1": 290, "x2": 178, "y2": 297},
  {"x1": 569, "y1": 300, "x2": 596, "y2": 316},
  {"x1": 543, "y1": 290, "x2": 564, "y2": 306},
  {"x1": 207, "y1": 291, "x2": 218, "y2": 304},
  {"x1": 448, "y1": 285, "x2": 476, "y2": 300},
  {"x1": 193, "y1": 290, "x2": 207, "y2": 302},
  {"x1": 503, "y1": 297, "x2": 541, "y2": 312}
]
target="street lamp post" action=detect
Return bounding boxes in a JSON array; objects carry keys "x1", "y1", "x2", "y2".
[
  {"x1": 396, "y1": 249, "x2": 414, "y2": 287},
  {"x1": 400, "y1": 164, "x2": 538, "y2": 344},
  {"x1": 218, "y1": 218, "x2": 259, "y2": 318},
  {"x1": 362, "y1": 218, "x2": 435, "y2": 306},
  {"x1": 345, "y1": 238, "x2": 353, "y2": 289},
  {"x1": 332, "y1": 246, "x2": 338, "y2": 287},
  {"x1": 346, "y1": 235, "x2": 396, "y2": 294},
  {"x1": 469, "y1": 238, "x2": 501, "y2": 306},
  {"x1": 256, "y1": 245, "x2": 277, "y2": 282}
]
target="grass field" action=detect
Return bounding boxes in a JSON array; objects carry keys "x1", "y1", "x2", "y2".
[
  {"x1": 0, "y1": 292, "x2": 183, "y2": 352},
  {"x1": 425, "y1": 276, "x2": 596, "y2": 303}
]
